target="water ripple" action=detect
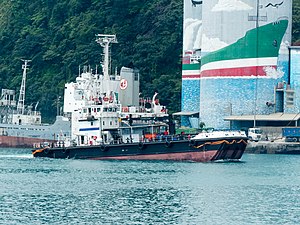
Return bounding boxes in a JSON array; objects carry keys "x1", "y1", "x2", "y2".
[{"x1": 0, "y1": 149, "x2": 300, "y2": 224}]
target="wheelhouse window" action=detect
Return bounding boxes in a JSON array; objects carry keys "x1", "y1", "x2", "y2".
[{"x1": 134, "y1": 72, "x2": 139, "y2": 81}]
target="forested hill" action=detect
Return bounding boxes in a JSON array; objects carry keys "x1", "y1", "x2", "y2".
[
  {"x1": 0, "y1": 1, "x2": 300, "y2": 122},
  {"x1": 0, "y1": 0, "x2": 183, "y2": 122}
]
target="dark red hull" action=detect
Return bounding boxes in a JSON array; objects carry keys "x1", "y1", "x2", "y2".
[
  {"x1": 32, "y1": 138, "x2": 248, "y2": 162},
  {"x1": 0, "y1": 136, "x2": 53, "y2": 148}
]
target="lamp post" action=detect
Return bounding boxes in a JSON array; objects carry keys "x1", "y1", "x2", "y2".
[{"x1": 254, "y1": 0, "x2": 260, "y2": 128}]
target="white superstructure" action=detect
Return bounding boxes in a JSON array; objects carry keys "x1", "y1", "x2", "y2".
[
  {"x1": 63, "y1": 34, "x2": 169, "y2": 146},
  {"x1": 192, "y1": 130, "x2": 247, "y2": 141}
]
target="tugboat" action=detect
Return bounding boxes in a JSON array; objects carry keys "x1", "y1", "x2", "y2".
[{"x1": 32, "y1": 34, "x2": 248, "y2": 162}]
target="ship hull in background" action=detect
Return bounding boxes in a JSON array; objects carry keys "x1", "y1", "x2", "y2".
[{"x1": 0, "y1": 136, "x2": 53, "y2": 148}]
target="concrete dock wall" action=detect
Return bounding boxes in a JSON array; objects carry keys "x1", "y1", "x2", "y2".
[{"x1": 246, "y1": 141, "x2": 300, "y2": 154}]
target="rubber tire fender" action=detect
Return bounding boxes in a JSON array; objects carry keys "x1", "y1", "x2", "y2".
[
  {"x1": 43, "y1": 148, "x2": 49, "y2": 155},
  {"x1": 165, "y1": 141, "x2": 172, "y2": 148},
  {"x1": 100, "y1": 145, "x2": 108, "y2": 152},
  {"x1": 138, "y1": 142, "x2": 145, "y2": 150},
  {"x1": 189, "y1": 140, "x2": 196, "y2": 147},
  {"x1": 62, "y1": 148, "x2": 69, "y2": 154}
]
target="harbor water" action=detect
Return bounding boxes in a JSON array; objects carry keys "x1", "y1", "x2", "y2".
[{"x1": 1, "y1": 148, "x2": 300, "y2": 225}]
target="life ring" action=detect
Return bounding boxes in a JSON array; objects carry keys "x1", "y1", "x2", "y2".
[
  {"x1": 100, "y1": 145, "x2": 108, "y2": 152},
  {"x1": 138, "y1": 142, "x2": 145, "y2": 150},
  {"x1": 165, "y1": 141, "x2": 172, "y2": 148}
]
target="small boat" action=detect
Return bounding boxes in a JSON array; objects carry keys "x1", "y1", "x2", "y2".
[{"x1": 32, "y1": 34, "x2": 248, "y2": 162}]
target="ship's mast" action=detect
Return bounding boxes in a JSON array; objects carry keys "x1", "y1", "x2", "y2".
[
  {"x1": 17, "y1": 60, "x2": 31, "y2": 115},
  {"x1": 95, "y1": 34, "x2": 117, "y2": 80}
]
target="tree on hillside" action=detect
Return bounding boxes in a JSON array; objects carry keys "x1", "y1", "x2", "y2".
[
  {"x1": 293, "y1": 1, "x2": 300, "y2": 44},
  {"x1": 0, "y1": 0, "x2": 300, "y2": 121}
]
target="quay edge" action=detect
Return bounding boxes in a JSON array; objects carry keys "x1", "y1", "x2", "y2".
[{"x1": 246, "y1": 141, "x2": 300, "y2": 154}]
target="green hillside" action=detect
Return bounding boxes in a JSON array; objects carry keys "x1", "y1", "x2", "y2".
[
  {"x1": 0, "y1": 0, "x2": 183, "y2": 122},
  {"x1": 0, "y1": 0, "x2": 299, "y2": 122}
]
